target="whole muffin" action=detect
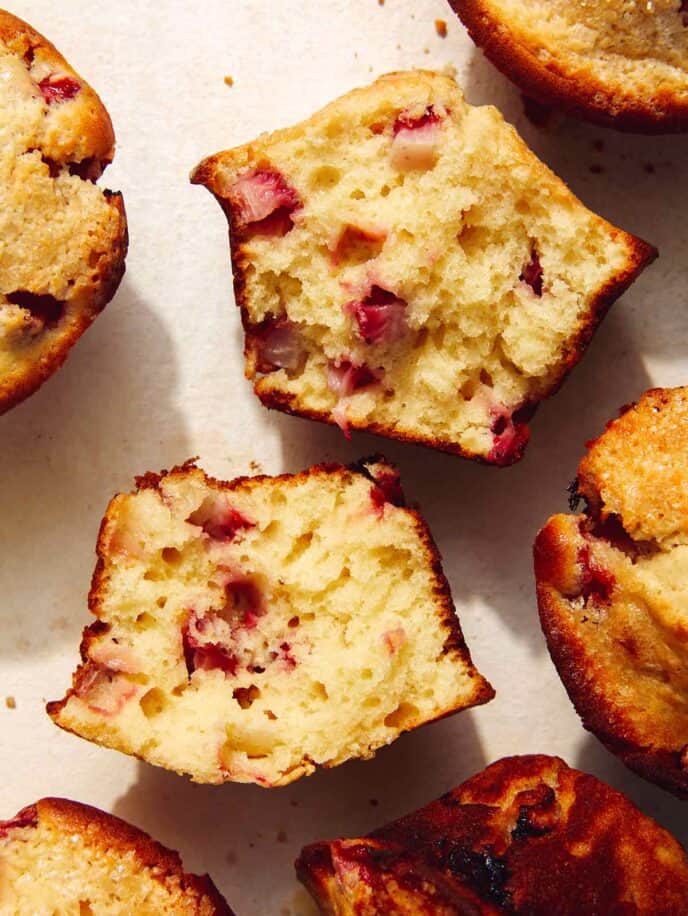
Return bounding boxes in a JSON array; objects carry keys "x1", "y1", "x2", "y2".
[
  {"x1": 449, "y1": 0, "x2": 688, "y2": 132},
  {"x1": 0, "y1": 11, "x2": 127, "y2": 414},
  {"x1": 536, "y1": 387, "x2": 688, "y2": 796},
  {"x1": 297, "y1": 754, "x2": 688, "y2": 914},
  {"x1": 192, "y1": 70, "x2": 654, "y2": 465}
]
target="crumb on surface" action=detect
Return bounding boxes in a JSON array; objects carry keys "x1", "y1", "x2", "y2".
[
  {"x1": 593, "y1": 139, "x2": 604, "y2": 152},
  {"x1": 249, "y1": 460, "x2": 263, "y2": 473},
  {"x1": 224, "y1": 75, "x2": 234, "y2": 87},
  {"x1": 369, "y1": 797, "x2": 379, "y2": 806},
  {"x1": 277, "y1": 830, "x2": 288, "y2": 843},
  {"x1": 589, "y1": 164, "x2": 604, "y2": 174},
  {"x1": 644, "y1": 162, "x2": 656, "y2": 174},
  {"x1": 226, "y1": 850, "x2": 237, "y2": 865},
  {"x1": 5, "y1": 696, "x2": 16, "y2": 709},
  {"x1": 435, "y1": 19, "x2": 448, "y2": 37}
]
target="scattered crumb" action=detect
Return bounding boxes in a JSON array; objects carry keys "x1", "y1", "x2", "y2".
[
  {"x1": 589, "y1": 164, "x2": 604, "y2": 174},
  {"x1": 396, "y1": 43, "x2": 401, "y2": 50},
  {"x1": 226, "y1": 850, "x2": 238, "y2": 865},
  {"x1": 249, "y1": 842, "x2": 255, "y2": 848},
  {"x1": 277, "y1": 830, "x2": 288, "y2": 843},
  {"x1": 290, "y1": 799, "x2": 299, "y2": 808},
  {"x1": 15, "y1": 638, "x2": 30, "y2": 652},
  {"x1": 369, "y1": 798, "x2": 379, "y2": 807},
  {"x1": 50, "y1": 616, "x2": 69, "y2": 632},
  {"x1": 644, "y1": 162, "x2": 656, "y2": 174},
  {"x1": 592, "y1": 139, "x2": 604, "y2": 152},
  {"x1": 249, "y1": 460, "x2": 263, "y2": 473},
  {"x1": 423, "y1": 47, "x2": 430, "y2": 54},
  {"x1": 442, "y1": 63, "x2": 458, "y2": 79},
  {"x1": 435, "y1": 19, "x2": 448, "y2": 37},
  {"x1": 378, "y1": 0, "x2": 384, "y2": 5},
  {"x1": 5, "y1": 696, "x2": 16, "y2": 710},
  {"x1": 223, "y1": 75, "x2": 234, "y2": 87}
]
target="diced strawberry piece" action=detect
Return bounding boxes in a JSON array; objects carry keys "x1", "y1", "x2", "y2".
[
  {"x1": 39, "y1": 74, "x2": 81, "y2": 104},
  {"x1": 187, "y1": 495, "x2": 254, "y2": 542},
  {"x1": 344, "y1": 286, "x2": 407, "y2": 345},
  {"x1": 229, "y1": 168, "x2": 300, "y2": 235},
  {"x1": 74, "y1": 663, "x2": 137, "y2": 716},
  {"x1": 190, "y1": 643, "x2": 239, "y2": 675},
  {"x1": 382, "y1": 625, "x2": 406, "y2": 655},
  {"x1": 327, "y1": 360, "x2": 381, "y2": 399},
  {"x1": 370, "y1": 465, "x2": 404, "y2": 516},
  {"x1": 577, "y1": 543, "x2": 616, "y2": 604},
  {"x1": 487, "y1": 404, "x2": 532, "y2": 466},
  {"x1": 391, "y1": 105, "x2": 444, "y2": 172},
  {"x1": 520, "y1": 248, "x2": 543, "y2": 296},
  {"x1": 254, "y1": 317, "x2": 305, "y2": 373},
  {"x1": 89, "y1": 642, "x2": 140, "y2": 674},
  {"x1": 393, "y1": 105, "x2": 443, "y2": 134},
  {"x1": 182, "y1": 612, "x2": 239, "y2": 677},
  {"x1": 0, "y1": 805, "x2": 39, "y2": 837}
]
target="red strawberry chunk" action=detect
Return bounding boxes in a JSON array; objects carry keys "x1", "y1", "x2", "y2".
[
  {"x1": 187, "y1": 495, "x2": 254, "y2": 542},
  {"x1": 520, "y1": 248, "x2": 543, "y2": 296},
  {"x1": 229, "y1": 168, "x2": 300, "y2": 235},
  {"x1": 345, "y1": 286, "x2": 407, "y2": 345},
  {"x1": 577, "y1": 542, "x2": 616, "y2": 604},
  {"x1": 39, "y1": 74, "x2": 81, "y2": 104},
  {"x1": 393, "y1": 105, "x2": 443, "y2": 134},
  {"x1": 182, "y1": 612, "x2": 239, "y2": 677},
  {"x1": 487, "y1": 404, "x2": 532, "y2": 466},
  {"x1": 254, "y1": 317, "x2": 305, "y2": 373},
  {"x1": 370, "y1": 466, "x2": 404, "y2": 516},
  {"x1": 74, "y1": 663, "x2": 137, "y2": 716},
  {"x1": 327, "y1": 360, "x2": 381, "y2": 399},
  {"x1": 0, "y1": 805, "x2": 39, "y2": 837}
]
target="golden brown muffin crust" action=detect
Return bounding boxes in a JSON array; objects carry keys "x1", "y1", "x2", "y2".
[{"x1": 297, "y1": 754, "x2": 688, "y2": 914}]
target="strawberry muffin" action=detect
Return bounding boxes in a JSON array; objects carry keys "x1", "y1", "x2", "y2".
[{"x1": 192, "y1": 70, "x2": 654, "y2": 465}]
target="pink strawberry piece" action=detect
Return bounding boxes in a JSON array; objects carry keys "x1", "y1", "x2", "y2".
[
  {"x1": 344, "y1": 286, "x2": 407, "y2": 345},
  {"x1": 187, "y1": 495, "x2": 254, "y2": 542},
  {"x1": 254, "y1": 317, "x2": 304, "y2": 372},
  {"x1": 0, "y1": 805, "x2": 39, "y2": 837},
  {"x1": 577, "y1": 542, "x2": 616, "y2": 604},
  {"x1": 391, "y1": 105, "x2": 444, "y2": 171},
  {"x1": 393, "y1": 105, "x2": 443, "y2": 134},
  {"x1": 74, "y1": 664, "x2": 137, "y2": 716},
  {"x1": 369, "y1": 465, "x2": 404, "y2": 516},
  {"x1": 89, "y1": 642, "x2": 139, "y2": 674},
  {"x1": 382, "y1": 625, "x2": 406, "y2": 655},
  {"x1": 38, "y1": 74, "x2": 81, "y2": 104},
  {"x1": 327, "y1": 360, "x2": 381, "y2": 399},
  {"x1": 487, "y1": 404, "x2": 532, "y2": 466},
  {"x1": 229, "y1": 168, "x2": 300, "y2": 235},
  {"x1": 520, "y1": 248, "x2": 543, "y2": 296},
  {"x1": 182, "y1": 613, "x2": 239, "y2": 677}
]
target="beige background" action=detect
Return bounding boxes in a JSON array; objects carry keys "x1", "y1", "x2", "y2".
[{"x1": 1, "y1": 1, "x2": 687, "y2": 912}]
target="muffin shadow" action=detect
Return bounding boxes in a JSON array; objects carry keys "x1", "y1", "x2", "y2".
[
  {"x1": 0, "y1": 278, "x2": 191, "y2": 658},
  {"x1": 112, "y1": 711, "x2": 487, "y2": 914}
]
